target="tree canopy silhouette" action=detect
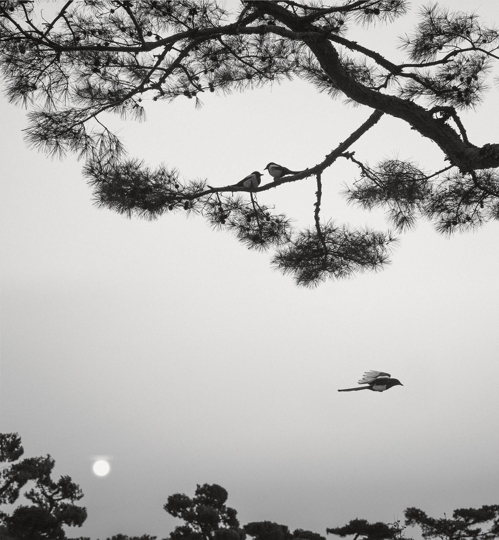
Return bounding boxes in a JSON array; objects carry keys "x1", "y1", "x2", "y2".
[
  {"x1": 328, "y1": 506, "x2": 499, "y2": 540},
  {"x1": 0, "y1": 432, "x2": 87, "y2": 540},
  {"x1": 163, "y1": 484, "x2": 325, "y2": 540},
  {"x1": 163, "y1": 483, "x2": 243, "y2": 540},
  {"x1": 2, "y1": 0, "x2": 499, "y2": 285}
]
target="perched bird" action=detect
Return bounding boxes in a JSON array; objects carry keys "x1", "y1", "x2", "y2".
[
  {"x1": 234, "y1": 171, "x2": 262, "y2": 189},
  {"x1": 338, "y1": 370, "x2": 403, "y2": 393},
  {"x1": 264, "y1": 162, "x2": 299, "y2": 178}
]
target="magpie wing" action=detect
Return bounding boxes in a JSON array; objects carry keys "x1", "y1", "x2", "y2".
[
  {"x1": 358, "y1": 370, "x2": 391, "y2": 385},
  {"x1": 236, "y1": 175, "x2": 251, "y2": 186}
]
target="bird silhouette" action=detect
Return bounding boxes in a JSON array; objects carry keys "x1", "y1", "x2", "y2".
[
  {"x1": 264, "y1": 162, "x2": 299, "y2": 178},
  {"x1": 338, "y1": 370, "x2": 403, "y2": 392},
  {"x1": 233, "y1": 171, "x2": 262, "y2": 189}
]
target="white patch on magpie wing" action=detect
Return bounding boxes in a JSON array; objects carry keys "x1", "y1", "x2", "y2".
[{"x1": 358, "y1": 370, "x2": 391, "y2": 384}]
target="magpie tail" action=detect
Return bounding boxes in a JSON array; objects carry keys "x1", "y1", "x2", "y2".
[{"x1": 338, "y1": 386, "x2": 370, "y2": 392}]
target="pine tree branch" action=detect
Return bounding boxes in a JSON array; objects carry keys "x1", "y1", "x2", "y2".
[
  {"x1": 194, "y1": 109, "x2": 384, "y2": 199},
  {"x1": 196, "y1": 109, "x2": 383, "y2": 200},
  {"x1": 255, "y1": 2, "x2": 499, "y2": 171}
]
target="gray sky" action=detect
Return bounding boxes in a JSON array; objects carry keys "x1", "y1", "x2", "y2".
[{"x1": 1, "y1": 1, "x2": 499, "y2": 539}]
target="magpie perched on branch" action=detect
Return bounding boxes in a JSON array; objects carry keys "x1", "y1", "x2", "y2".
[
  {"x1": 208, "y1": 171, "x2": 262, "y2": 191},
  {"x1": 234, "y1": 171, "x2": 262, "y2": 189},
  {"x1": 264, "y1": 162, "x2": 299, "y2": 178},
  {"x1": 338, "y1": 371, "x2": 403, "y2": 392}
]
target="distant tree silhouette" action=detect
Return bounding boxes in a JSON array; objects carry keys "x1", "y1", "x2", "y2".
[
  {"x1": 163, "y1": 486, "x2": 324, "y2": 540},
  {"x1": 327, "y1": 518, "x2": 405, "y2": 540},
  {"x1": 2, "y1": 0, "x2": 499, "y2": 284},
  {"x1": 0, "y1": 433, "x2": 87, "y2": 540},
  {"x1": 245, "y1": 521, "x2": 325, "y2": 540},
  {"x1": 328, "y1": 505, "x2": 499, "y2": 540},
  {"x1": 404, "y1": 505, "x2": 499, "y2": 540},
  {"x1": 163, "y1": 483, "x2": 244, "y2": 540},
  {"x1": 83, "y1": 536, "x2": 158, "y2": 540}
]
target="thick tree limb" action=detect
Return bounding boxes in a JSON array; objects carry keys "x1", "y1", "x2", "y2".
[{"x1": 256, "y1": 1, "x2": 499, "y2": 171}]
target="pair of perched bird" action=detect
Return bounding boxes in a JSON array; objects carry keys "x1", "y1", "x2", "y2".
[
  {"x1": 338, "y1": 371, "x2": 403, "y2": 393},
  {"x1": 234, "y1": 162, "x2": 299, "y2": 189}
]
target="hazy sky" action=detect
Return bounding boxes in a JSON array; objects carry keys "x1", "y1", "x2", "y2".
[{"x1": 1, "y1": 1, "x2": 499, "y2": 539}]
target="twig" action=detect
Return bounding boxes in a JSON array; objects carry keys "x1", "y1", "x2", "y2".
[
  {"x1": 41, "y1": 0, "x2": 74, "y2": 39},
  {"x1": 314, "y1": 172, "x2": 328, "y2": 253},
  {"x1": 250, "y1": 192, "x2": 263, "y2": 239}
]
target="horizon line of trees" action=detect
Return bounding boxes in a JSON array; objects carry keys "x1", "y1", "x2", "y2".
[{"x1": 1, "y1": 433, "x2": 498, "y2": 540}]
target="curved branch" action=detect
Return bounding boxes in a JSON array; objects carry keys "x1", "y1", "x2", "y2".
[
  {"x1": 254, "y1": 1, "x2": 499, "y2": 171},
  {"x1": 200, "y1": 109, "x2": 384, "y2": 198}
]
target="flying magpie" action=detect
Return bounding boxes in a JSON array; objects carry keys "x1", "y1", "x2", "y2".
[
  {"x1": 264, "y1": 162, "x2": 299, "y2": 178},
  {"x1": 338, "y1": 371, "x2": 403, "y2": 392},
  {"x1": 234, "y1": 171, "x2": 262, "y2": 189}
]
